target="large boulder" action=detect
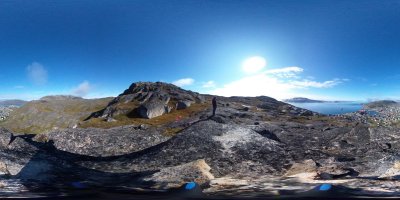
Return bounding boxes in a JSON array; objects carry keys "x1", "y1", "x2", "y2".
[
  {"x1": 137, "y1": 101, "x2": 170, "y2": 119},
  {"x1": 135, "y1": 92, "x2": 171, "y2": 119},
  {"x1": 176, "y1": 100, "x2": 193, "y2": 110}
]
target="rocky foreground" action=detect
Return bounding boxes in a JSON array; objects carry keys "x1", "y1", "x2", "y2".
[{"x1": 1, "y1": 82, "x2": 400, "y2": 198}]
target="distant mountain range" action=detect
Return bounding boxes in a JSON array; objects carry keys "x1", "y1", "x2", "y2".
[
  {"x1": 284, "y1": 97, "x2": 348, "y2": 103},
  {"x1": 284, "y1": 97, "x2": 326, "y2": 103},
  {"x1": 0, "y1": 99, "x2": 28, "y2": 107}
]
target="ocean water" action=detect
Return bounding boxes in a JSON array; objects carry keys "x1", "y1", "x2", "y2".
[{"x1": 289, "y1": 102, "x2": 363, "y2": 115}]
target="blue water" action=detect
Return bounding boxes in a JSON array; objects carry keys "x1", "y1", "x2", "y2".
[{"x1": 289, "y1": 102, "x2": 363, "y2": 115}]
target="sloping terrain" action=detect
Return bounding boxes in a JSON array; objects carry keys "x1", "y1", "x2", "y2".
[
  {"x1": 0, "y1": 96, "x2": 113, "y2": 134},
  {"x1": 4, "y1": 81, "x2": 395, "y2": 197}
]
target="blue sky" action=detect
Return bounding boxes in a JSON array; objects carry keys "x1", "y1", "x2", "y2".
[{"x1": 1, "y1": 0, "x2": 400, "y2": 101}]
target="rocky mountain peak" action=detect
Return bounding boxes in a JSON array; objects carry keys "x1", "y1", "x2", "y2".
[{"x1": 88, "y1": 81, "x2": 205, "y2": 119}]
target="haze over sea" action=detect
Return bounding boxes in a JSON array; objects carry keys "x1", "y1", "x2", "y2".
[{"x1": 289, "y1": 102, "x2": 363, "y2": 115}]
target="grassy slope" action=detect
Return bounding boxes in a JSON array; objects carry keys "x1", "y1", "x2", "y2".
[
  {"x1": 79, "y1": 101, "x2": 211, "y2": 135},
  {"x1": 0, "y1": 97, "x2": 113, "y2": 134}
]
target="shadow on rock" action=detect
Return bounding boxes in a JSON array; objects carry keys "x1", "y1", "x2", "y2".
[{"x1": 3, "y1": 135, "x2": 165, "y2": 197}]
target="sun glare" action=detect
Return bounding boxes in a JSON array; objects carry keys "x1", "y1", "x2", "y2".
[{"x1": 242, "y1": 56, "x2": 267, "y2": 73}]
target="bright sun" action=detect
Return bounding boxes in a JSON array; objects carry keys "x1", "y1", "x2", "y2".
[{"x1": 242, "y1": 56, "x2": 267, "y2": 73}]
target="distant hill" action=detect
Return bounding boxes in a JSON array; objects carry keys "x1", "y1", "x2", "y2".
[
  {"x1": 364, "y1": 100, "x2": 398, "y2": 109},
  {"x1": 0, "y1": 96, "x2": 113, "y2": 134},
  {"x1": 40, "y1": 95, "x2": 83, "y2": 101},
  {"x1": 284, "y1": 97, "x2": 326, "y2": 103},
  {"x1": 0, "y1": 99, "x2": 28, "y2": 107}
]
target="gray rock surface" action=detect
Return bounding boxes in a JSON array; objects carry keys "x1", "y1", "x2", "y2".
[
  {"x1": 0, "y1": 128, "x2": 38, "y2": 176},
  {"x1": 44, "y1": 125, "x2": 170, "y2": 156},
  {"x1": 80, "y1": 120, "x2": 288, "y2": 177}
]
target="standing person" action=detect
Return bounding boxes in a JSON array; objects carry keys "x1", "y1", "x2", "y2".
[{"x1": 212, "y1": 97, "x2": 217, "y2": 116}]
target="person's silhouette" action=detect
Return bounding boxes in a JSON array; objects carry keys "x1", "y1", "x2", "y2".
[{"x1": 212, "y1": 97, "x2": 217, "y2": 116}]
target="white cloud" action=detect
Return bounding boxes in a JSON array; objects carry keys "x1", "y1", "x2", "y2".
[
  {"x1": 172, "y1": 78, "x2": 194, "y2": 87},
  {"x1": 27, "y1": 62, "x2": 48, "y2": 85},
  {"x1": 290, "y1": 79, "x2": 344, "y2": 89},
  {"x1": 72, "y1": 81, "x2": 91, "y2": 97},
  {"x1": 266, "y1": 66, "x2": 303, "y2": 74},
  {"x1": 265, "y1": 66, "x2": 303, "y2": 78},
  {"x1": 209, "y1": 66, "x2": 346, "y2": 100},
  {"x1": 202, "y1": 81, "x2": 216, "y2": 88}
]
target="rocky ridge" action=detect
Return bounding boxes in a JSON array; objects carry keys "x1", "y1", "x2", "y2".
[{"x1": 88, "y1": 82, "x2": 205, "y2": 120}]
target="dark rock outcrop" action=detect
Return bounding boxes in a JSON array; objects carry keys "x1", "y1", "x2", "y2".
[
  {"x1": 136, "y1": 93, "x2": 171, "y2": 119},
  {"x1": 88, "y1": 82, "x2": 205, "y2": 119},
  {"x1": 176, "y1": 100, "x2": 193, "y2": 110}
]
